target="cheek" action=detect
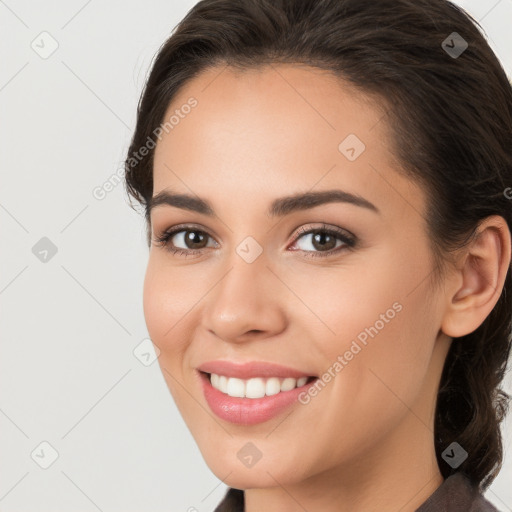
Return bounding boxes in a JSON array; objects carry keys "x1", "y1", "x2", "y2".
[
  {"x1": 142, "y1": 261, "x2": 168, "y2": 344},
  {"x1": 314, "y1": 238, "x2": 436, "y2": 360},
  {"x1": 142, "y1": 257, "x2": 201, "y2": 415},
  {"x1": 299, "y1": 243, "x2": 437, "y2": 415},
  {"x1": 143, "y1": 253, "x2": 201, "y2": 339},
  {"x1": 142, "y1": 255, "x2": 196, "y2": 363}
]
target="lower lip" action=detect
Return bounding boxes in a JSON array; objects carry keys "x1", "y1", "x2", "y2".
[{"x1": 199, "y1": 371, "x2": 317, "y2": 425}]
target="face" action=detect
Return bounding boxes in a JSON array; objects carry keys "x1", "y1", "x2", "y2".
[{"x1": 144, "y1": 64, "x2": 451, "y2": 489}]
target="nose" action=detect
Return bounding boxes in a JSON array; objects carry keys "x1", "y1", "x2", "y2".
[{"x1": 202, "y1": 253, "x2": 287, "y2": 344}]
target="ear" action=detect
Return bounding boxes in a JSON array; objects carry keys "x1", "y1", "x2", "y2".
[{"x1": 441, "y1": 215, "x2": 511, "y2": 338}]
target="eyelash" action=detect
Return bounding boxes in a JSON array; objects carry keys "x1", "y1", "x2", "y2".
[{"x1": 153, "y1": 223, "x2": 357, "y2": 259}]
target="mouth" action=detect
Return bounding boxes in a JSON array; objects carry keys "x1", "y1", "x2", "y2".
[
  {"x1": 201, "y1": 371, "x2": 317, "y2": 399},
  {"x1": 197, "y1": 363, "x2": 319, "y2": 425}
]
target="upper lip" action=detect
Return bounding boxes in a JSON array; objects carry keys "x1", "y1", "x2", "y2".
[{"x1": 197, "y1": 360, "x2": 316, "y2": 380}]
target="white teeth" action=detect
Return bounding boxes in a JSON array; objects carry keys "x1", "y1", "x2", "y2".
[
  {"x1": 218, "y1": 375, "x2": 228, "y2": 394},
  {"x1": 281, "y1": 377, "x2": 297, "y2": 391},
  {"x1": 266, "y1": 377, "x2": 281, "y2": 396},
  {"x1": 209, "y1": 373, "x2": 311, "y2": 398},
  {"x1": 246, "y1": 378, "x2": 266, "y2": 399},
  {"x1": 297, "y1": 377, "x2": 308, "y2": 387},
  {"x1": 226, "y1": 377, "x2": 245, "y2": 398}
]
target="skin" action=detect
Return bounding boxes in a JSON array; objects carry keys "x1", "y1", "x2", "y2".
[{"x1": 143, "y1": 64, "x2": 511, "y2": 512}]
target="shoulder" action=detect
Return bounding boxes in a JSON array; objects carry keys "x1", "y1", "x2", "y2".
[
  {"x1": 214, "y1": 487, "x2": 244, "y2": 512},
  {"x1": 214, "y1": 473, "x2": 501, "y2": 512},
  {"x1": 469, "y1": 493, "x2": 501, "y2": 512},
  {"x1": 416, "y1": 472, "x2": 500, "y2": 512}
]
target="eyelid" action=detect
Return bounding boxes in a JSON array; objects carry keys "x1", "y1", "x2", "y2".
[
  {"x1": 153, "y1": 222, "x2": 217, "y2": 242},
  {"x1": 290, "y1": 223, "x2": 355, "y2": 242},
  {"x1": 287, "y1": 223, "x2": 356, "y2": 257},
  {"x1": 154, "y1": 222, "x2": 356, "y2": 257},
  {"x1": 152, "y1": 223, "x2": 218, "y2": 249}
]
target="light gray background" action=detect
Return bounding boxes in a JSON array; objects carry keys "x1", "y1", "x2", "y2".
[{"x1": 0, "y1": 1, "x2": 511, "y2": 511}]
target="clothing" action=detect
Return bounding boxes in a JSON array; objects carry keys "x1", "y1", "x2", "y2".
[{"x1": 214, "y1": 472, "x2": 500, "y2": 511}]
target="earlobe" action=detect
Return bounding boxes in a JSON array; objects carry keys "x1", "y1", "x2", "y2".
[{"x1": 441, "y1": 215, "x2": 511, "y2": 339}]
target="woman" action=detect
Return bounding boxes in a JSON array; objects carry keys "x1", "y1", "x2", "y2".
[{"x1": 124, "y1": 0, "x2": 512, "y2": 510}]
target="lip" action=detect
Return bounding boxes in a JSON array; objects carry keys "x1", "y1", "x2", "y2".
[
  {"x1": 197, "y1": 360, "x2": 318, "y2": 426},
  {"x1": 197, "y1": 360, "x2": 315, "y2": 380}
]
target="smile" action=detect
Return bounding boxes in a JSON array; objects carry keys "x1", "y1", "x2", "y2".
[
  {"x1": 196, "y1": 360, "x2": 319, "y2": 425},
  {"x1": 209, "y1": 373, "x2": 312, "y2": 398}
]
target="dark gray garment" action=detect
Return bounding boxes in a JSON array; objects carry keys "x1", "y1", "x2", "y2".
[{"x1": 214, "y1": 472, "x2": 500, "y2": 511}]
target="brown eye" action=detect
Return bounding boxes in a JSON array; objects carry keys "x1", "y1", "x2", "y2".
[
  {"x1": 153, "y1": 225, "x2": 217, "y2": 255},
  {"x1": 308, "y1": 231, "x2": 338, "y2": 251},
  {"x1": 291, "y1": 224, "x2": 357, "y2": 259},
  {"x1": 180, "y1": 230, "x2": 209, "y2": 249},
  {"x1": 154, "y1": 223, "x2": 356, "y2": 259}
]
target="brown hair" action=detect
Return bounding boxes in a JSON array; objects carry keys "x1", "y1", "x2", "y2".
[{"x1": 124, "y1": 0, "x2": 512, "y2": 492}]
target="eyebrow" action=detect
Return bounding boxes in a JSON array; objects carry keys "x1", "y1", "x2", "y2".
[{"x1": 146, "y1": 188, "x2": 380, "y2": 220}]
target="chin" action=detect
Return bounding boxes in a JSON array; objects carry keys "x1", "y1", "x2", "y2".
[
  {"x1": 201, "y1": 445, "x2": 310, "y2": 490},
  {"x1": 211, "y1": 464, "x2": 287, "y2": 490}
]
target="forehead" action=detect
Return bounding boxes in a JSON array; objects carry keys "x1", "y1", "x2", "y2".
[
  {"x1": 152, "y1": 64, "x2": 425, "y2": 223},
  {"x1": 160, "y1": 63, "x2": 390, "y2": 152}
]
